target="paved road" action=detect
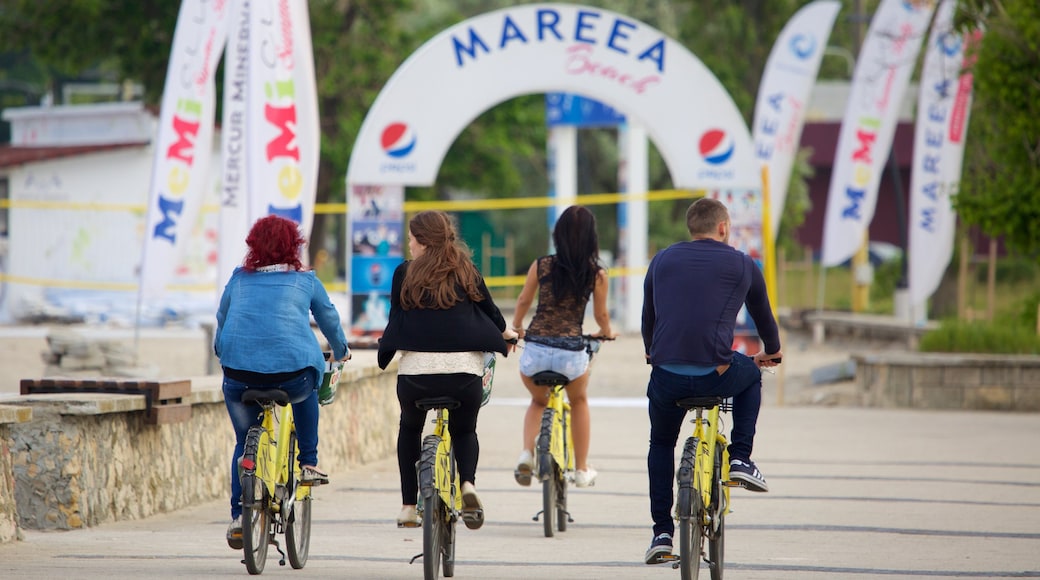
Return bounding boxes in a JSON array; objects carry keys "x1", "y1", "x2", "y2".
[{"x1": 3, "y1": 398, "x2": 1039, "y2": 579}]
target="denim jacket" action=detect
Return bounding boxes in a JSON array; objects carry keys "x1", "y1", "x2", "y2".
[{"x1": 215, "y1": 267, "x2": 349, "y2": 386}]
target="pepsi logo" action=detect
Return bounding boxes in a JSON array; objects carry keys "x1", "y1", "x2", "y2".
[
  {"x1": 698, "y1": 129, "x2": 735, "y2": 166},
  {"x1": 380, "y1": 123, "x2": 417, "y2": 158},
  {"x1": 789, "y1": 34, "x2": 816, "y2": 60},
  {"x1": 937, "y1": 31, "x2": 962, "y2": 57}
]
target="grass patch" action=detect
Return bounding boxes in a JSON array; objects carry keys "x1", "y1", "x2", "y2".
[{"x1": 918, "y1": 319, "x2": 1040, "y2": 354}]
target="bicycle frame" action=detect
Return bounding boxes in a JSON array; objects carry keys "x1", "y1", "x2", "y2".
[
  {"x1": 254, "y1": 402, "x2": 304, "y2": 507},
  {"x1": 690, "y1": 405, "x2": 730, "y2": 521},
  {"x1": 430, "y1": 408, "x2": 462, "y2": 512},
  {"x1": 540, "y1": 385, "x2": 574, "y2": 479}
]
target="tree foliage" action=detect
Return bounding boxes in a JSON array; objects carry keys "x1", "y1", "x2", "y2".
[
  {"x1": 954, "y1": 0, "x2": 1040, "y2": 258},
  {"x1": 0, "y1": 0, "x2": 837, "y2": 268}
]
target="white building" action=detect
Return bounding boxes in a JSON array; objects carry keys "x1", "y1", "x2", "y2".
[{"x1": 0, "y1": 102, "x2": 220, "y2": 325}]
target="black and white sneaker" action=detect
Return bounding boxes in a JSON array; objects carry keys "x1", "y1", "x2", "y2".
[
  {"x1": 644, "y1": 532, "x2": 674, "y2": 564},
  {"x1": 729, "y1": 459, "x2": 769, "y2": 492}
]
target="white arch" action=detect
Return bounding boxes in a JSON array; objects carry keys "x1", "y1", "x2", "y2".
[{"x1": 346, "y1": 3, "x2": 756, "y2": 190}]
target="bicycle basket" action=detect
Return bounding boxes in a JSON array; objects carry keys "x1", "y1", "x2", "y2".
[
  {"x1": 319, "y1": 360, "x2": 344, "y2": 406},
  {"x1": 480, "y1": 352, "x2": 496, "y2": 407}
]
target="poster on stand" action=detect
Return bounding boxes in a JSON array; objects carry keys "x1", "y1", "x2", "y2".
[{"x1": 347, "y1": 184, "x2": 403, "y2": 344}]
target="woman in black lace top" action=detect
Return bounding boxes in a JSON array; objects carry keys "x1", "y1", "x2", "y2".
[{"x1": 510, "y1": 205, "x2": 617, "y2": 488}]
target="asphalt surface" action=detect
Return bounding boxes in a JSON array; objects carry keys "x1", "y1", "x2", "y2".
[{"x1": 2, "y1": 331, "x2": 1040, "y2": 579}]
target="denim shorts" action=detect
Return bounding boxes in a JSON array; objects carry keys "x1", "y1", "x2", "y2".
[{"x1": 519, "y1": 341, "x2": 590, "y2": 381}]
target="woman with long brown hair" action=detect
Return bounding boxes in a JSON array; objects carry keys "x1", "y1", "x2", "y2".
[{"x1": 378, "y1": 210, "x2": 517, "y2": 529}]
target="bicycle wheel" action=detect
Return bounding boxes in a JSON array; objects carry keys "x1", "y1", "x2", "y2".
[
  {"x1": 557, "y1": 410, "x2": 569, "y2": 533},
  {"x1": 538, "y1": 408, "x2": 556, "y2": 537},
  {"x1": 285, "y1": 433, "x2": 311, "y2": 569},
  {"x1": 707, "y1": 446, "x2": 725, "y2": 580},
  {"x1": 678, "y1": 439, "x2": 704, "y2": 580},
  {"x1": 241, "y1": 426, "x2": 271, "y2": 575},
  {"x1": 442, "y1": 449, "x2": 457, "y2": 578},
  {"x1": 423, "y1": 492, "x2": 444, "y2": 580},
  {"x1": 441, "y1": 504, "x2": 456, "y2": 578}
]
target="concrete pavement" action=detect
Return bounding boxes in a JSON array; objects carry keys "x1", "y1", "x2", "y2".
[
  {"x1": 2, "y1": 331, "x2": 1040, "y2": 578},
  {"x1": 3, "y1": 399, "x2": 1039, "y2": 579}
]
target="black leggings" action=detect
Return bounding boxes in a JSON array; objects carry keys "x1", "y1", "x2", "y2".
[{"x1": 396, "y1": 373, "x2": 483, "y2": 505}]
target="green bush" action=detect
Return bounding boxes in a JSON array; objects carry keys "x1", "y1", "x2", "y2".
[{"x1": 919, "y1": 319, "x2": 1040, "y2": 354}]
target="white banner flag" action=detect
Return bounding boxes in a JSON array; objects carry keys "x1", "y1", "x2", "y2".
[
  {"x1": 246, "y1": 0, "x2": 320, "y2": 240},
  {"x1": 820, "y1": 0, "x2": 936, "y2": 267},
  {"x1": 909, "y1": 0, "x2": 976, "y2": 308},
  {"x1": 218, "y1": 0, "x2": 251, "y2": 293},
  {"x1": 140, "y1": 0, "x2": 229, "y2": 298},
  {"x1": 753, "y1": 0, "x2": 841, "y2": 241}
]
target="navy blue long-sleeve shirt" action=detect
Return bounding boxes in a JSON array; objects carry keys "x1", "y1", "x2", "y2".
[{"x1": 641, "y1": 238, "x2": 780, "y2": 366}]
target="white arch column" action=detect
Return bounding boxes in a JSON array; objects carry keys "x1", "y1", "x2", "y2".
[{"x1": 618, "y1": 122, "x2": 648, "y2": 332}]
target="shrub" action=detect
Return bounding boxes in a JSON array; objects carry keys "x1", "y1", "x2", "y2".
[{"x1": 919, "y1": 319, "x2": 1040, "y2": 355}]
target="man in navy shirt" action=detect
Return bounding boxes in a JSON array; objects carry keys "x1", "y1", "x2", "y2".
[{"x1": 641, "y1": 197, "x2": 782, "y2": 565}]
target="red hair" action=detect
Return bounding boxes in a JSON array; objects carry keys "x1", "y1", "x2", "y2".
[{"x1": 243, "y1": 215, "x2": 305, "y2": 272}]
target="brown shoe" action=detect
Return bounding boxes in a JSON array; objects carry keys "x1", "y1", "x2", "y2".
[{"x1": 460, "y1": 482, "x2": 484, "y2": 530}]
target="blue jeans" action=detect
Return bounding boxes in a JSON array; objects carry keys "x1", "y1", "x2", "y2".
[
  {"x1": 223, "y1": 372, "x2": 319, "y2": 519},
  {"x1": 646, "y1": 352, "x2": 762, "y2": 536},
  {"x1": 518, "y1": 341, "x2": 590, "y2": 381}
]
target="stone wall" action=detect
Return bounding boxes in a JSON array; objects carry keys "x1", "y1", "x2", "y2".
[
  {"x1": 854, "y1": 352, "x2": 1040, "y2": 411},
  {"x1": 0, "y1": 405, "x2": 32, "y2": 543},
  {"x1": 0, "y1": 360, "x2": 399, "y2": 540}
]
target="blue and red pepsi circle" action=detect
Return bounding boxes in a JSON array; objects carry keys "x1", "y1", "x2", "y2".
[
  {"x1": 698, "y1": 129, "x2": 735, "y2": 166},
  {"x1": 380, "y1": 122, "x2": 417, "y2": 158}
]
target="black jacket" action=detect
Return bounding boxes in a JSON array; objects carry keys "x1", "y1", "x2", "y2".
[{"x1": 377, "y1": 261, "x2": 509, "y2": 370}]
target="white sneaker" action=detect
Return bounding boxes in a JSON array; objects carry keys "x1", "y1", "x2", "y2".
[
  {"x1": 514, "y1": 449, "x2": 534, "y2": 486},
  {"x1": 574, "y1": 467, "x2": 598, "y2": 488}
]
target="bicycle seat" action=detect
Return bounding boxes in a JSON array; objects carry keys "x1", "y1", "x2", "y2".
[
  {"x1": 415, "y1": 397, "x2": 461, "y2": 411},
  {"x1": 676, "y1": 396, "x2": 724, "y2": 410},
  {"x1": 242, "y1": 388, "x2": 291, "y2": 405},
  {"x1": 531, "y1": 371, "x2": 570, "y2": 386}
]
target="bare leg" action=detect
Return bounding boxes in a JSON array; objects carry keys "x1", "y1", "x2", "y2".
[
  {"x1": 520, "y1": 374, "x2": 549, "y2": 453},
  {"x1": 564, "y1": 370, "x2": 592, "y2": 471}
]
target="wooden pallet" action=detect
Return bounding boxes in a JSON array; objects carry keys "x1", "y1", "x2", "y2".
[{"x1": 19, "y1": 378, "x2": 192, "y2": 425}]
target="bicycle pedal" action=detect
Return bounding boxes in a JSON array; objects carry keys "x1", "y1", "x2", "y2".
[{"x1": 723, "y1": 480, "x2": 743, "y2": 488}]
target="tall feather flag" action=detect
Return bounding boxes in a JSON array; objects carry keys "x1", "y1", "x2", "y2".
[
  {"x1": 139, "y1": 0, "x2": 229, "y2": 299},
  {"x1": 820, "y1": 0, "x2": 937, "y2": 267},
  {"x1": 908, "y1": 0, "x2": 978, "y2": 312},
  {"x1": 218, "y1": 0, "x2": 251, "y2": 293},
  {"x1": 245, "y1": 0, "x2": 321, "y2": 244},
  {"x1": 753, "y1": 0, "x2": 841, "y2": 241}
]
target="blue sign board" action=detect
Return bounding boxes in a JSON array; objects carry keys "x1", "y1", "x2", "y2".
[{"x1": 545, "y1": 93, "x2": 626, "y2": 127}]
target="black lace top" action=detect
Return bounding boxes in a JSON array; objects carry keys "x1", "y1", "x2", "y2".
[{"x1": 526, "y1": 255, "x2": 597, "y2": 343}]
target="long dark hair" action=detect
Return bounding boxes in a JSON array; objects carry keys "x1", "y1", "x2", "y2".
[
  {"x1": 549, "y1": 206, "x2": 601, "y2": 302},
  {"x1": 401, "y1": 210, "x2": 484, "y2": 310}
]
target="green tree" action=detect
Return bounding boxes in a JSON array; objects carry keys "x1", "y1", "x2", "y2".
[{"x1": 954, "y1": 0, "x2": 1040, "y2": 258}]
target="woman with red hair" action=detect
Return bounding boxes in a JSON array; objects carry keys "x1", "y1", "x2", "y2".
[{"x1": 214, "y1": 215, "x2": 349, "y2": 549}]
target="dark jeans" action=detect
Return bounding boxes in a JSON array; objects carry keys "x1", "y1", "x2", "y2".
[
  {"x1": 646, "y1": 352, "x2": 762, "y2": 536},
  {"x1": 396, "y1": 373, "x2": 483, "y2": 506},
  {"x1": 223, "y1": 372, "x2": 319, "y2": 519}
]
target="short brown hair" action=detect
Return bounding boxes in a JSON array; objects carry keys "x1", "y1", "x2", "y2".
[{"x1": 686, "y1": 197, "x2": 729, "y2": 236}]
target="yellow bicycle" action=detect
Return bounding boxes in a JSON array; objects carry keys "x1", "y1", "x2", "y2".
[
  {"x1": 412, "y1": 397, "x2": 464, "y2": 580},
  {"x1": 529, "y1": 336, "x2": 607, "y2": 537},
  {"x1": 671, "y1": 396, "x2": 735, "y2": 580},
  {"x1": 530, "y1": 370, "x2": 576, "y2": 537},
  {"x1": 237, "y1": 360, "x2": 344, "y2": 575}
]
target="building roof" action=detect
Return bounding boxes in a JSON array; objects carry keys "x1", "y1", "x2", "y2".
[{"x1": 0, "y1": 142, "x2": 149, "y2": 169}]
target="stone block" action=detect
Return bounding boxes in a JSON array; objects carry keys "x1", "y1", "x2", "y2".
[
  {"x1": 912, "y1": 385, "x2": 964, "y2": 409},
  {"x1": 1021, "y1": 366, "x2": 1040, "y2": 386},
  {"x1": 942, "y1": 366, "x2": 982, "y2": 387},
  {"x1": 964, "y1": 385, "x2": 1014, "y2": 411},
  {"x1": 1013, "y1": 385, "x2": 1040, "y2": 411}
]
